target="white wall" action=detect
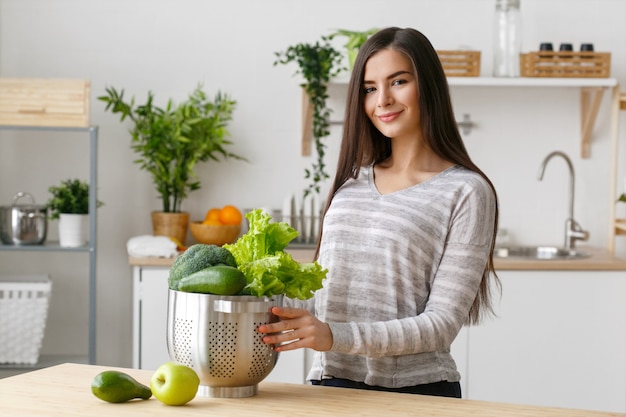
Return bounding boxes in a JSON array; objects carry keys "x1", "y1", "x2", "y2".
[{"x1": 1, "y1": 0, "x2": 625, "y2": 367}]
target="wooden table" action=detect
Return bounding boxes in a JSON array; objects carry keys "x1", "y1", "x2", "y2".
[{"x1": 0, "y1": 363, "x2": 624, "y2": 416}]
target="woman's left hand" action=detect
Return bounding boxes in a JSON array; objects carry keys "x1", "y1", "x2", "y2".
[{"x1": 258, "y1": 307, "x2": 333, "y2": 352}]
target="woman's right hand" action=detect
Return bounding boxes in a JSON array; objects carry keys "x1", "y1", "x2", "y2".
[{"x1": 258, "y1": 306, "x2": 333, "y2": 352}]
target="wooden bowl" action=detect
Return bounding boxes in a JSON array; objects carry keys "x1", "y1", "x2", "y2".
[{"x1": 189, "y1": 221, "x2": 241, "y2": 246}]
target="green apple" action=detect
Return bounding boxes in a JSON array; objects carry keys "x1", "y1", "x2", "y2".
[{"x1": 150, "y1": 361, "x2": 200, "y2": 406}]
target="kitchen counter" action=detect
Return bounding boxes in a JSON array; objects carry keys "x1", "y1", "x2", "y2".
[
  {"x1": 494, "y1": 246, "x2": 626, "y2": 270},
  {"x1": 129, "y1": 246, "x2": 626, "y2": 271},
  {"x1": 128, "y1": 246, "x2": 319, "y2": 266},
  {"x1": 1, "y1": 363, "x2": 623, "y2": 417}
]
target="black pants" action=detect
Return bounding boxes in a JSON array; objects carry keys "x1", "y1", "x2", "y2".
[{"x1": 311, "y1": 378, "x2": 462, "y2": 398}]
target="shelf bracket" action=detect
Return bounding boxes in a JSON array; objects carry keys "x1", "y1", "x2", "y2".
[
  {"x1": 301, "y1": 89, "x2": 313, "y2": 156},
  {"x1": 457, "y1": 113, "x2": 475, "y2": 135},
  {"x1": 580, "y1": 87, "x2": 605, "y2": 158}
]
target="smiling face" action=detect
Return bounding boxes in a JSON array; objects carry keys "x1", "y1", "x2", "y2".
[{"x1": 363, "y1": 48, "x2": 421, "y2": 141}]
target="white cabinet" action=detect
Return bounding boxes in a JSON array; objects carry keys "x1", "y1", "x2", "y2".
[
  {"x1": 466, "y1": 270, "x2": 626, "y2": 413},
  {"x1": 132, "y1": 267, "x2": 169, "y2": 370},
  {"x1": 132, "y1": 263, "x2": 626, "y2": 411},
  {"x1": 131, "y1": 265, "x2": 307, "y2": 383}
]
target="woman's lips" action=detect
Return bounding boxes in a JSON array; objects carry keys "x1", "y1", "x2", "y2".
[{"x1": 377, "y1": 111, "x2": 401, "y2": 123}]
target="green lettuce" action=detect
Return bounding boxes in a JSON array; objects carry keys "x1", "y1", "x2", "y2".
[{"x1": 223, "y1": 209, "x2": 327, "y2": 300}]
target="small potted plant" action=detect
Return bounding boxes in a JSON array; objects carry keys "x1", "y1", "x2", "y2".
[
  {"x1": 46, "y1": 178, "x2": 103, "y2": 247},
  {"x1": 99, "y1": 84, "x2": 244, "y2": 244},
  {"x1": 330, "y1": 28, "x2": 379, "y2": 69}
]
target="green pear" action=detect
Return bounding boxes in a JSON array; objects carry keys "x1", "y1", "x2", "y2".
[{"x1": 91, "y1": 370, "x2": 152, "y2": 403}]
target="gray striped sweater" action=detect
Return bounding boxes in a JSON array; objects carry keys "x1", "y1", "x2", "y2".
[{"x1": 295, "y1": 164, "x2": 496, "y2": 388}]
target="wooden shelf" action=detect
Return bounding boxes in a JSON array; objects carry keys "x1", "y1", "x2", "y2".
[
  {"x1": 331, "y1": 75, "x2": 617, "y2": 88},
  {"x1": 325, "y1": 76, "x2": 617, "y2": 158},
  {"x1": 615, "y1": 219, "x2": 626, "y2": 235},
  {"x1": 442, "y1": 77, "x2": 615, "y2": 158},
  {"x1": 445, "y1": 77, "x2": 616, "y2": 88},
  {"x1": 609, "y1": 89, "x2": 626, "y2": 254}
]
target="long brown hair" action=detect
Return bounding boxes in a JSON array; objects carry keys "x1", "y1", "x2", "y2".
[{"x1": 318, "y1": 27, "x2": 500, "y2": 324}]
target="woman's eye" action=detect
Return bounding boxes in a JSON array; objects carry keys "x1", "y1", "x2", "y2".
[
  {"x1": 392, "y1": 79, "x2": 407, "y2": 86},
  {"x1": 363, "y1": 86, "x2": 376, "y2": 94}
]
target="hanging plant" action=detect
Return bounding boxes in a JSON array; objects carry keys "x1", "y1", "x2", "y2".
[{"x1": 274, "y1": 36, "x2": 345, "y2": 198}]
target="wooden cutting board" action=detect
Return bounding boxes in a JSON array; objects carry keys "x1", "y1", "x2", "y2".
[{"x1": 0, "y1": 363, "x2": 623, "y2": 417}]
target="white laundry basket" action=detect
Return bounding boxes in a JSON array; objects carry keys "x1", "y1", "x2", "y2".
[{"x1": 0, "y1": 274, "x2": 51, "y2": 364}]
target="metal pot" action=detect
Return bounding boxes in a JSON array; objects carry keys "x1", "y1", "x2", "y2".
[{"x1": 0, "y1": 192, "x2": 48, "y2": 245}]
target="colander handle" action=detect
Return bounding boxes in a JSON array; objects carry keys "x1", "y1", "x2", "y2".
[{"x1": 213, "y1": 299, "x2": 274, "y2": 314}]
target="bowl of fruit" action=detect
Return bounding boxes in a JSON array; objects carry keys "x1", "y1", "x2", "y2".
[{"x1": 190, "y1": 205, "x2": 242, "y2": 246}]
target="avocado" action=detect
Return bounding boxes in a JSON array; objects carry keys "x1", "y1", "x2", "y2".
[{"x1": 91, "y1": 370, "x2": 152, "y2": 403}]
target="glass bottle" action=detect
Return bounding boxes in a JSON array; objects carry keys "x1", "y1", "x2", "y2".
[{"x1": 493, "y1": 0, "x2": 522, "y2": 77}]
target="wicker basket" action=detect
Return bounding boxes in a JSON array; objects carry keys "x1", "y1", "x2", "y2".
[
  {"x1": 0, "y1": 274, "x2": 51, "y2": 364},
  {"x1": 437, "y1": 50, "x2": 481, "y2": 77},
  {"x1": 520, "y1": 51, "x2": 611, "y2": 78}
]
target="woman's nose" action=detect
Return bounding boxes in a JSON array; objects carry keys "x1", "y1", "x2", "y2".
[{"x1": 377, "y1": 89, "x2": 393, "y2": 107}]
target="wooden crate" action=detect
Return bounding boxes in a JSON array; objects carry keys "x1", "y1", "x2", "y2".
[
  {"x1": 0, "y1": 78, "x2": 90, "y2": 127},
  {"x1": 437, "y1": 50, "x2": 481, "y2": 77},
  {"x1": 520, "y1": 51, "x2": 611, "y2": 78}
]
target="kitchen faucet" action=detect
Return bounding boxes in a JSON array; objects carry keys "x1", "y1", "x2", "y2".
[{"x1": 537, "y1": 151, "x2": 589, "y2": 250}]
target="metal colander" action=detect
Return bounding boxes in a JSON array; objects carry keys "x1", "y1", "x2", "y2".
[{"x1": 166, "y1": 290, "x2": 282, "y2": 398}]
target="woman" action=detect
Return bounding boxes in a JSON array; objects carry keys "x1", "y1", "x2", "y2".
[{"x1": 259, "y1": 27, "x2": 499, "y2": 398}]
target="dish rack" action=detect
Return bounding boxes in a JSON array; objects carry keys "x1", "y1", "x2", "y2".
[{"x1": 0, "y1": 274, "x2": 51, "y2": 364}]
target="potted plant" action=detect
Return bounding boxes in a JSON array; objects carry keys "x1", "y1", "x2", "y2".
[
  {"x1": 46, "y1": 178, "x2": 103, "y2": 247},
  {"x1": 330, "y1": 28, "x2": 379, "y2": 69},
  {"x1": 274, "y1": 36, "x2": 345, "y2": 199},
  {"x1": 98, "y1": 85, "x2": 243, "y2": 244}
]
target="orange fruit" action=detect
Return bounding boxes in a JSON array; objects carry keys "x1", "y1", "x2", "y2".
[
  {"x1": 169, "y1": 237, "x2": 187, "y2": 252},
  {"x1": 218, "y1": 205, "x2": 243, "y2": 225},
  {"x1": 202, "y1": 218, "x2": 222, "y2": 226},
  {"x1": 204, "y1": 208, "x2": 222, "y2": 223}
]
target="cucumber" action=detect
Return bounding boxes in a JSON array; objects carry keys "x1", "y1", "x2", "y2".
[{"x1": 178, "y1": 265, "x2": 247, "y2": 295}]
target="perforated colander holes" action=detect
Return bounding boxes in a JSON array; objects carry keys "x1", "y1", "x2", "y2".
[
  {"x1": 208, "y1": 321, "x2": 238, "y2": 378},
  {"x1": 248, "y1": 321, "x2": 274, "y2": 378},
  {"x1": 173, "y1": 318, "x2": 194, "y2": 367}
]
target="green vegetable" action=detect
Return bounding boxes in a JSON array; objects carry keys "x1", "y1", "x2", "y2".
[
  {"x1": 178, "y1": 265, "x2": 247, "y2": 295},
  {"x1": 91, "y1": 370, "x2": 152, "y2": 403},
  {"x1": 223, "y1": 209, "x2": 327, "y2": 300},
  {"x1": 168, "y1": 244, "x2": 237, "y2": 290}
]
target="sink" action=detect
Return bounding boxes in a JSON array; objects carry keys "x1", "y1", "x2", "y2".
[{"x1": 494, "y1": 246, "x2": 590, "y2": 260}]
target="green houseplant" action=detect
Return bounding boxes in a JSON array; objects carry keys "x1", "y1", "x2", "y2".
[
  {"x1": 46, "y1": 178, "x2": 103, "y2": 220},
  {"x1": 46, "y1": 178, "x2": 103, "y2": 247},
  {"x1": 330, "y1": 28, "x2": 378, "y2": 69},
  {"x1": 274, "y1": 36, "x2": 344, "y2": 199},
  {"x1": 99, "y1": 85, "x2": 243, "y2": 243},
  {"x1": 99, "y1": 85, "x2": 241, "y2": 213}
]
